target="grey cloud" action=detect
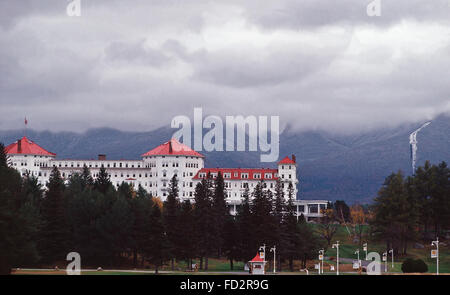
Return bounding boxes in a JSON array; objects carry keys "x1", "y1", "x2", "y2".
[
  {"x1": 105, "y1": 39, "x2": 171, "y2": 67},
  {"x1": 239, "y1": 0, "x2": 450, "y2": 30},
  {"x1": 0, "y1": 0, "x2": 449, "y2": 134}
]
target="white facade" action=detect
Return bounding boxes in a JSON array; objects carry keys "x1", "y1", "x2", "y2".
[{"x1": 6, "y1": 137, "x2": 327, "y2": 221}]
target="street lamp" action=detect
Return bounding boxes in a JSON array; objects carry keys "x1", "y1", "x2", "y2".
[
  {"x1": 318, "y1": 249, "x2": 325, "y2": 274},
  {"x1": 270, "y1": 246, "x2": 276, "y2": 273},
  {"x1": 259, "y1": 244, "x2": 266, "y2": 262},
  {"x1": 332, "y1": 241, "x2": 340, "y2": 275},
  {"x1": 363, "y1": 243, "x2": 368, "y2": 260},
  {"x1": 382, "y1": 252, "x2": 387, "y2": 273},
  {"x1": 431, "y1": 237, "x2": 439, "y2": 275},
  {"x1": 354, "y1": 249, "x2": 360, "y2": 268},
  {"x1": 388, "y1": 249, "x2": 394, "y2": 269}
]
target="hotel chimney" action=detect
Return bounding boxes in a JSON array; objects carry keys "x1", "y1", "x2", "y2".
[
  {"x1": 98, "y1": 154, "x2": 106, "y2": 161},
  {"x1": 17, "y1": 139, "x2": 22, "y2": 153},
  {"x1": 292, "y1": 154, "x2": 296, "y2": 163}
]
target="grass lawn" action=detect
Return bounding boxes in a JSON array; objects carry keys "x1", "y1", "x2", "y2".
[{"x1": 308, "y1": 224, "x2": 449, "y2": 274}]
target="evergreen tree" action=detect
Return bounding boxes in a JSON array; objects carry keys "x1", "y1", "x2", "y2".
[
  {"x1": 250, "y1": 182, "x2": 276, "y2": 258},
  {"x1": 178, "y1": 200, "x2": 195, "y2": 269},
  {"x1": 145, "y1": 204, "x2": 169, "y2": 274},
  {"x1": 236, "y1": 187, "x2": 253, "y2": 263},
  {"x1": 39, "y1": 167, "x2": 68, "y2": 265},
  {"x1": 371, "y1": 171, "x2": 419, "y2": 255},
  {"x1": 96, "y1": 193, "x2": 134, "y2": 266},
  {"x1": 0, "y1": 143, "x2": 40, "y2": 273},
  {"x1": 282, "y1": 182, "x2": 299, "y2": 271},
  {"x1": 81, "y1": 165, "x2": 94, "y2": 188},
  {"x1": 193, "y1": 177, "x2": 214, "y2": 270},
  {"x1": 212, "y1": 171, "x2": 228, "y2": 257},
  {"x1": 163, "y1": 175, "x2": 181, "y2": 270},
  {"x1": 223, "y1": 215, "x2": 239, "y2": 270},
  {"x1": 95, "y1": 166, "x2": 112, "y2": 194}
]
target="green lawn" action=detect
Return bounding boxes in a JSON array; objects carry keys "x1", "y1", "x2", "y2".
[{"x1": 308, "y1": 224, "x2": 449, "y2": 274}]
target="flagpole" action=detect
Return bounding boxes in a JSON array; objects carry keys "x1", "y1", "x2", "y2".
[{"x1": 24, "y1": 117, "x2": 28, "y2": 137}]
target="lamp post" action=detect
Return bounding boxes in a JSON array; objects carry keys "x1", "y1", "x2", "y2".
[
  {"x1": 354, "y1": 249, "x2": 360, "y2": 268},
  {"x1": 431, "y1": 237, "x2": 439, "y2": 275},
  {"x1": 319, "y1": 249, "x2": 325, "y2": 274},
  {"x1": 388, "y1": 249, "x2": 394, "y2": 269},
  {"x1": 332, "y1": 241, "x2": 340, "y2": 275},
  {"x1": 270, "y1": 246, "x2": 276, "y2": 273},
  {"x1": 259, "y1": 244, "x2": 266, "y2": 261},
  {"x1": 363, "y1": 243, "x2": 368, "y2": 260},
  {"x1": 382, "y1": 252, "x2": 387, "y2": 273}
]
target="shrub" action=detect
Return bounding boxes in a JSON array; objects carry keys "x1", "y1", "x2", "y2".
[{"x1": 401, "y1": 258, "x2": 428, "y2": 273}]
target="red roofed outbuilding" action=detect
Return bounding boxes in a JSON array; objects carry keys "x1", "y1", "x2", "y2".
[{"x1": 248, "y1": 252, "x2": 267, "y2": 275}]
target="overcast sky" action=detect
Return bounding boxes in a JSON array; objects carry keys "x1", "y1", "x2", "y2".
[{"x1": 0, "y1": 0, "x2": 449, "y2": 134}]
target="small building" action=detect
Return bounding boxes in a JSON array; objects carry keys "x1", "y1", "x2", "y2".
[{"x1": 248, "y1": 253, "x2": 267, "y2": 275}]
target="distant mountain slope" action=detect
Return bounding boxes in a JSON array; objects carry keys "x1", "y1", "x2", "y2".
[{"x1": 1, "y1": 115, "x2": 448, "y2": 204}]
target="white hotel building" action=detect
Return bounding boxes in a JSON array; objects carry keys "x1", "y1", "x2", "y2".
[{"x1": 5, "y1": 136, "x2": 327, "y2": 221}]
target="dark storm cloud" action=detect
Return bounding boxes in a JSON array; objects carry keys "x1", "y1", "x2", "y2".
[{"x1": 0, "y1": 0, "x2": 449, "y2": 133}]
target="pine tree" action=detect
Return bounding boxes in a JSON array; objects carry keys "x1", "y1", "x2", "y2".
[
  {"x1": 81, "y1": 165, "x2": 94, "y2": 188},
  {"x1": 193, "y1": 177, "x2": 214, "y2": 270},
  {"x1": 163, "y1": 175, "x2": 181, "y2": 270},
  {"x1": 371, "y1": 171, "x2": 419, "y2": 255},
  {"x1": 95, "y1": 166, "x2": 112, "y2": 194},
  {"x1": 0, "y1": 143, "x2": 40, "y2": 273},
  {"x1": 250, "y1": 182, "x2": 275, "y2": 247},
  {"x1": 0, "y1": 143, "x2": 9, "y2": 168},
  {"x1": 39, "y1": 167, "x2": 68, "y2": 265},
  {"x1": 282, "y1": 182, "x2": 299, "y2": 271},
  {"x1": 178, "y1": 200, "x2": 195, "y2": 269},
  {"x1": 96, "y1": 192, "x2": 134, "y2": 266},
  {"x1": 212, "y1": 171, "x2": 228, "y2": 257},
  {"x1": 145, "y1": 204, "x2": 169, "y2": 274},
  {"x1": 223, "y1": 215, "x2": 239, "y2": 270},
  {"x1": 236, "y1": 187, "x2": 253, "y2": 263}
]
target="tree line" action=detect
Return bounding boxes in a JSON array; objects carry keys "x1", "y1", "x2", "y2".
[
  {"x1": 314, "y1": 161, "x2": 449, "y2": 257},
  {"x1": 370, "y1": 161, "x2": 450, "y2": 255},
  {"x1": 0, "y1": 143, "x2": 320, "y2": 274}
]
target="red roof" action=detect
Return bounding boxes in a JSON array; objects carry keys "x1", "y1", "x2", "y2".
[
  {"x1": 249, "y1": 253, "x2": 265, "y2": 263},
  {"x1": 278, "y1": 156, "x2": 296, "y2": 165},
  {"x1": 141, "y1": 138, "x2": 204, "y2": 158},
  {"x1": 4, "y1": 136, "x2": 56, "y2": 156},
  {"x1": 193, "y1": 168, "x2": 278, "y2": 181}
]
